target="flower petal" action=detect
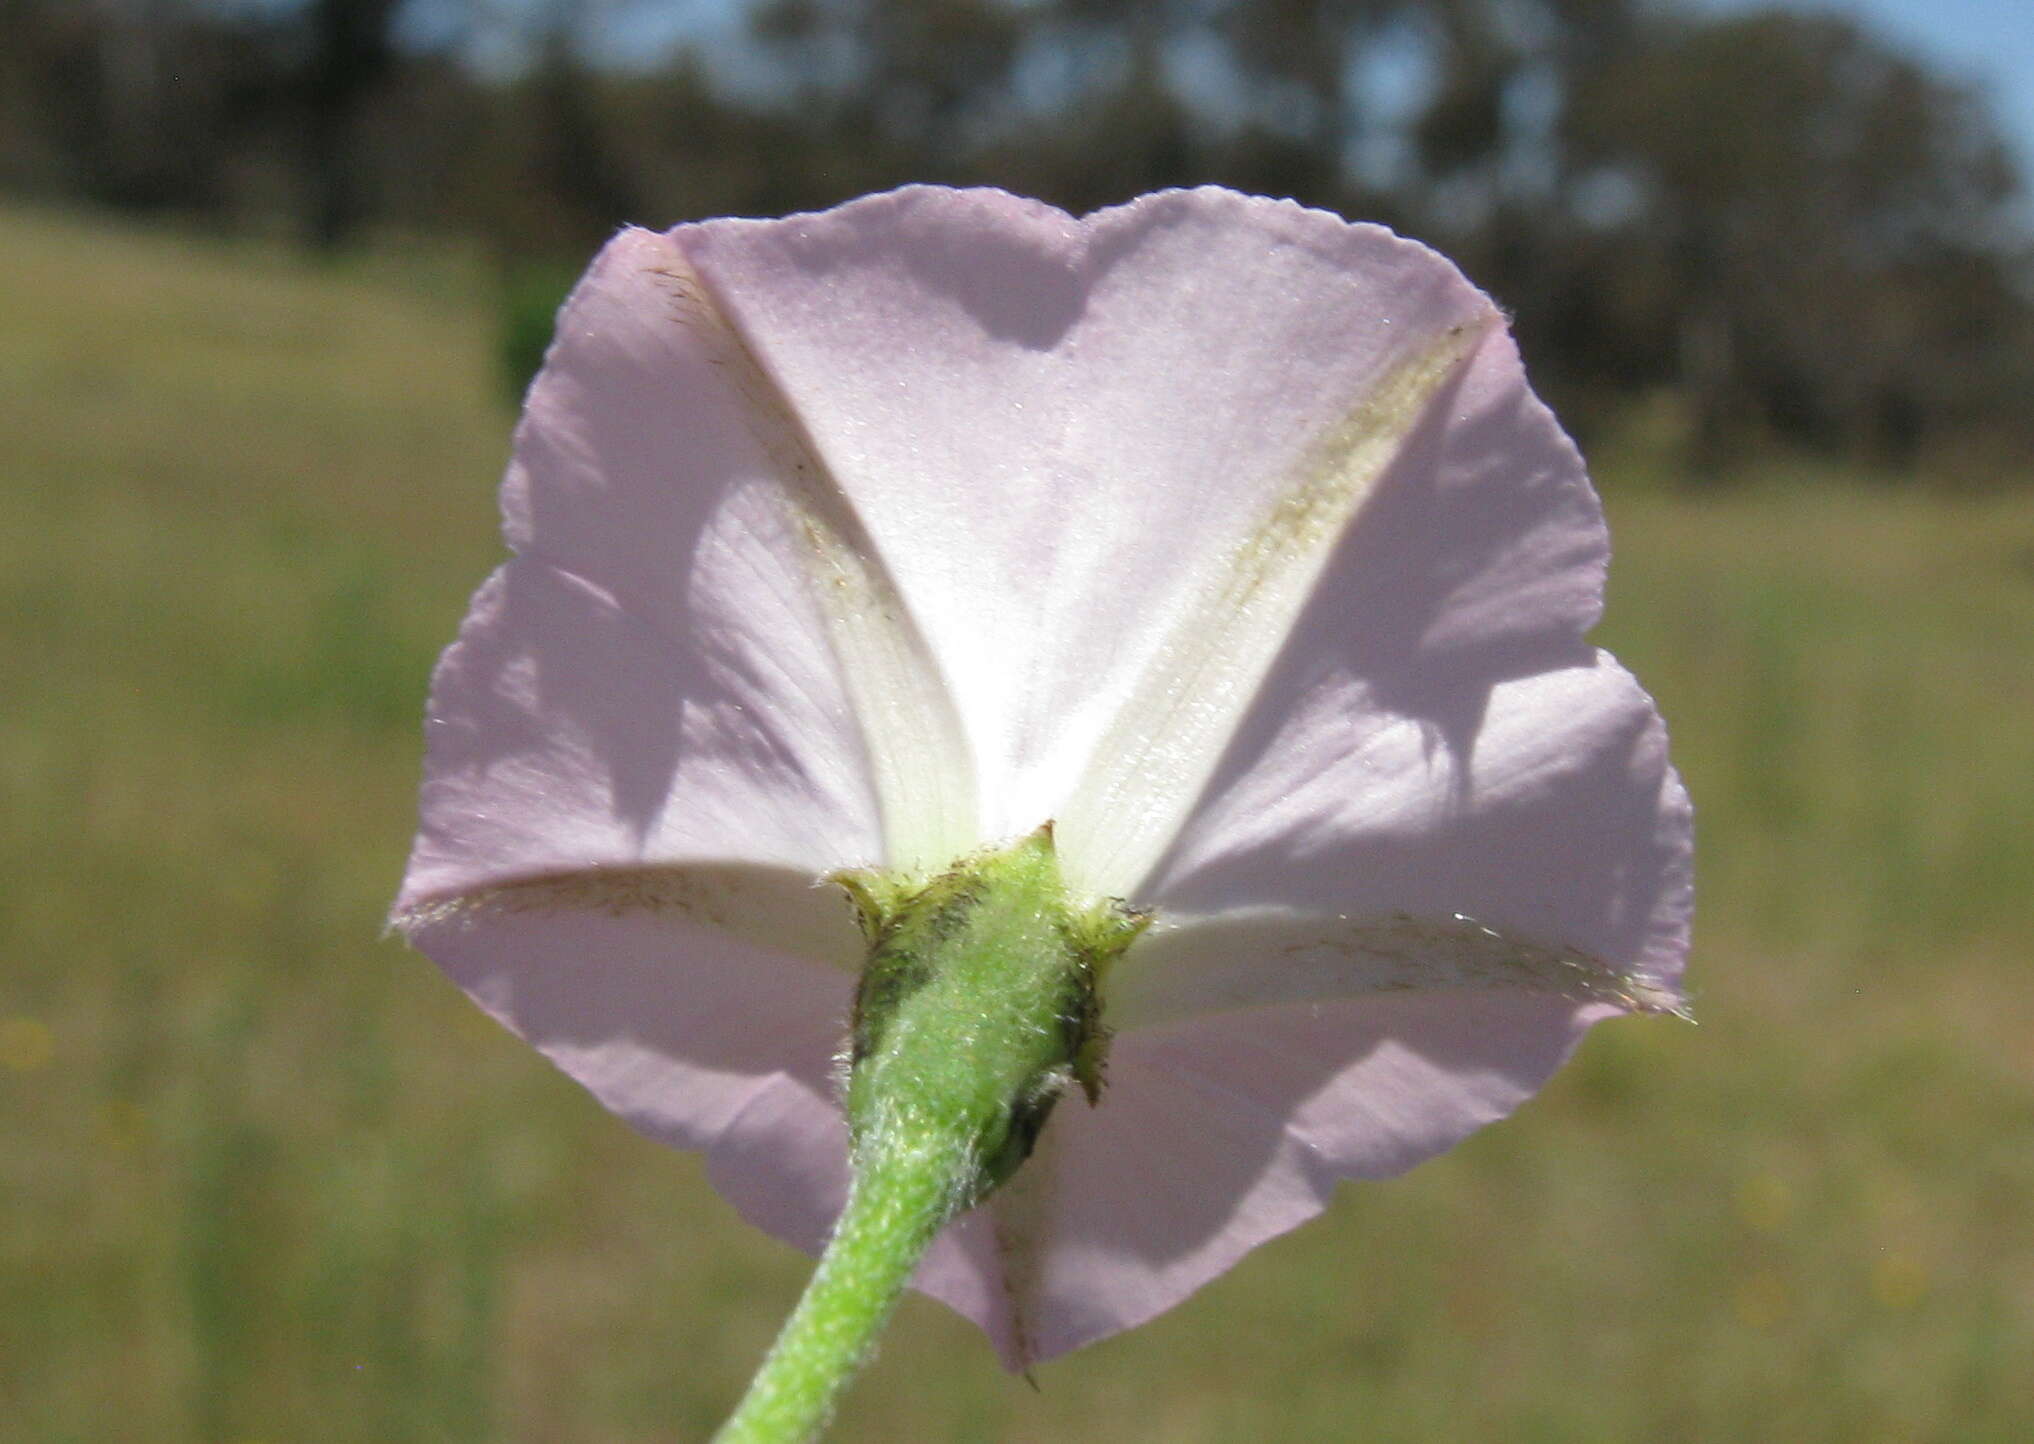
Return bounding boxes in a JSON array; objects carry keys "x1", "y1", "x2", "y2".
[
  {"x1": 398, "y1": 224, "x2": 983, "y2": 924},
  {"x1": 1110, "y1": 906, "x2": 1683, "y2": 1031},
  {"x1": 400, "y1": 903, "x2": 852, "y2": 1174},
  {"x1": 403, "y1": 901, "x2": 1012, "y2": 1371},
  {"x1": 913, "y1": 656, "x2": 1692, "y2": 1359},
  {"x1": 394, "y1": 188, "x2": 1692, "y2": 1372},
  {"x1": 1138, "y1": 654, "x2": 1692, "y2": 998},
  {"x1": 397, "y1": 558, "x2": 871, "y2": 911},
  {"x1": 680, "y1": 188, "x2": 1515, "y2": 882},
  {"x1": 908, "y1": 990, "x2": 1605, "y2": 1365}
]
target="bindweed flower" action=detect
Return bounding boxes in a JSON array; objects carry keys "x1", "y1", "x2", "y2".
[{"x1": 393, "y1": 187, "x2": 1690, "y2": 1433}]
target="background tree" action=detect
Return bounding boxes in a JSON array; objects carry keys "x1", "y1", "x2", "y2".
[
  {"x1": 1564, "y1": 10, "x2": 2030, "y2": 472},
  {"x1": 296, "y1": 0, "x2": 405, "y2": 248},
  {"x1": 2, "y1": 0, "x2": 2029, "y2": 479}
]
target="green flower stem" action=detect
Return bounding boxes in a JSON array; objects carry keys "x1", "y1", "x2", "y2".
[
  {"x1": 711, "y1": 1119, "x2": 965, "y2": 1444},
  {"x1": 712, "y1": 827, "x2": 1148, "y2": 1444}
]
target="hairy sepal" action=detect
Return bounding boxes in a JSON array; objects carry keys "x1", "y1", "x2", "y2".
[{"x1": 835, "y1": 825, "x2": 1148, "y2": 1209}]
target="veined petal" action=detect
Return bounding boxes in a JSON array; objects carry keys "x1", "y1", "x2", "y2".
[
  {"x1": 923, "y1": 656, "x2": 1689, "y2": 1361},
  {"x1": 393, "y1": 187, "x2": 1694, "y2": 1374},
  {"x1": 619, "y1": 245, "x2": 978, "y2": 874},
  {"x1": 680, "y1": 188, "x2": 1510, "y2": 880},
  {"x1": 1140, "y1": 654, "x2": 1692, "y2": 997},
  {"x1": 910, "y1": 990, "x2": 1605, "y2": 1365},
  {"x1": 396, "y1": 224, "x2": 976, "y2": 925},
  {"x1": 1110, "y1": 906, "x2": 1683, "y2": 1032},
  {"x1": 1055, "y1": 318, "x2": 1486, "y2": 894},
  {"x1": 401, "y1": 903, "x2": 852, "y2": 1170}
]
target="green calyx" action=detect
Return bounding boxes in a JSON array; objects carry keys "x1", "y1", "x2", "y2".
[
  {"x1": 713, "y1": 825, "x2": 1148, "y2": 1444},
  {"x1": 837, "y1": 822, "x2": 1149, "y2": 1206}
]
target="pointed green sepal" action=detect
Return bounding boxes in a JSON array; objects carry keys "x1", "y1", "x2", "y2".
[{"x1": 839, "y1": 823, "x2": 1146, "y2": 1202}]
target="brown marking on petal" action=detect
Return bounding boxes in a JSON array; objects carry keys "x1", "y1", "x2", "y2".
[
  {"x1": 1058, "y1": 319, "x2": 1490, "y2": 897},
  {"x1": 390, "y1": 863, "x2": 865, "y2": 969},
  {"x1": 640, "y1": 248, "x2": 980, "y2": 876},
  {"x1": 984, "y1": 1123, "x2": 1061, "y2": 1373},
  {"x1": 1110, "y1": 905, "x2": 1689, "y2": 1029}
]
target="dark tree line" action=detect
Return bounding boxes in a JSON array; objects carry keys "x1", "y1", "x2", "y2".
[{"x1": 4, "y1": 0, "x2": 2030, "y2": 480}]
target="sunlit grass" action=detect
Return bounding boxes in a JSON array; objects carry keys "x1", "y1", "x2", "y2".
[{"x1": 4, "y1": 200, "x2": 2031, "y2": 1441}]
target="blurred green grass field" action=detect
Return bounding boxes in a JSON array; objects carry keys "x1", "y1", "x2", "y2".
[{"x1": 4, "y1": 203, "x2": 2032, "y2": 1443}]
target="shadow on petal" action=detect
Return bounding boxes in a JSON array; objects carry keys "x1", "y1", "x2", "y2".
[
  {"x1": 949, "y1": 990, "x2": 1599, "y2": 1364},
  {"x1": 1152, "y1": 658, "x2": 1688, "y2": 982},
  {"x1": 404, "y1": 904, "x2": 852, "y2": 1159},
  {"x1": 1169, "y1": 325, "x2": 1608, "y2": 857},
  {"x1": 428, "y1": 228, "x2": 886, "y2": 886}
]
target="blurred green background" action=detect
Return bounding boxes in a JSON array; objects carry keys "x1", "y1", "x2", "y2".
[{"x1": 5, "y1": 2, "x2": 2034, "y2": 1440}]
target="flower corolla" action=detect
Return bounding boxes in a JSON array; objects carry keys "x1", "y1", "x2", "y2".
[{"x1": 394, "y1": 186, "x2": 1692, "y2": 1367}]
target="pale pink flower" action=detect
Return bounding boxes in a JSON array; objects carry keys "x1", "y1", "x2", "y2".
[{"x1": 394, "y1": 187, "x2": 1691, "y2": 1367}]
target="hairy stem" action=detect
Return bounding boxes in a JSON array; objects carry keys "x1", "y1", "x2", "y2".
[
  {"x1": 711, "y1": 827, "x2": 1147, "y2": 1443},
  {"x1": 712, "y1": 1120, "x2": 963, "y2": 1443}
]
